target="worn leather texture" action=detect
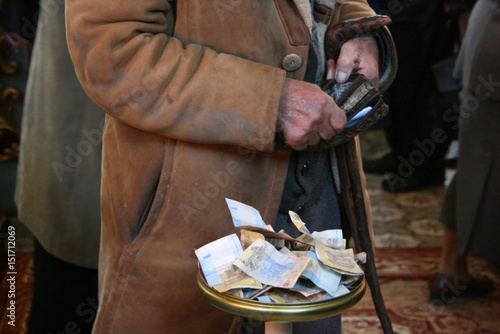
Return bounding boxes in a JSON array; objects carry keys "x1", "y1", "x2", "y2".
[{"x1": 318, "y1": 73, "x2": 388, "y2": 148}]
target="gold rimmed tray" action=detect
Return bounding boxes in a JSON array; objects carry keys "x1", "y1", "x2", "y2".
[{"x1": 197, "y1": 274, "x2": 366, "y2": 322}]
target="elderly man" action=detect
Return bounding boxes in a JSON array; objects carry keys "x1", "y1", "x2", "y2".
[{"x1": 66, "y1": 0, "x2": 396, "y2": 333}]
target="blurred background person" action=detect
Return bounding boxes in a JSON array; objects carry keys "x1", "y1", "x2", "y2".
[
  {"x1": 364, "y1": 0, "x2": 474, "y2": 192},
  {"x1": 430, "y1": 0, "x2": 499, "y2": 302},
  {"x1": 14, "y1": 0, "x2": 103, "y2": 332}
]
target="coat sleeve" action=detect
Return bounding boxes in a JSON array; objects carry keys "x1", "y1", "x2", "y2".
[{"x1": 66, "y1": 0, "x2": 286, "y2": 153}]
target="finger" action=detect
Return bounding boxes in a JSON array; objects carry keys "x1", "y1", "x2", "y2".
[
  {"x1": 293, "y1": 143, "x2": 308, "y2": 151},
  {"x1": 285, "y1": 130, "x2": 313, "y2": 151},
  {"x1": 285, "y1": 136, "x2": 308, "y2": 151},
  {"x1": 318, "y1": 123, "x2": 335, "y2": 140},
  {"x1": 357, "y1": 67, "x2": 380, "y2": 89},
  {"x1": 338, "y1": 38, "x2": 380, "y2": 88},
  {"x1": 326, "y1": 59, "x2": 336, "y2": 80},
  {"x1": 335, "y1": 45, "x2": 360, "y2": 83},
  {"x1": 318, "y1": 115, "x2": 336, "y2": 140},
  {"x1": 329, "y1": 104, "x2": 347, "y2": 134},
  {"x1": 318, "y1": 125, "x2": 335, "y2": 141},
  {"x1": 288, "y1": 128, "x2": 321, "y2": 150},
  {"x1": 307, "y1": 134, "x2": 321, "y2": 147}
]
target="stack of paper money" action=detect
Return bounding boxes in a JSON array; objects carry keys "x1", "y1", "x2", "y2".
[{"x1": 195, "y1": 199, "x2": 365, "y2": 304}]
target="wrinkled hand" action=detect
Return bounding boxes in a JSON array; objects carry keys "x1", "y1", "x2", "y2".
[
  {"x1": 277, "y1": 36, "x2": 379, "y2": 151},
  {"x1": 326, "y1": 36, "x2": 379, "y2": 88},
  {"x1": 277, "y1": 79, "x2": 346, "y2": 151}
]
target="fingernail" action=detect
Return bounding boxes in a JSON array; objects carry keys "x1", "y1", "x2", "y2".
[{"x1": 336, "y1": 71, "x2": 348, "y2": 83}]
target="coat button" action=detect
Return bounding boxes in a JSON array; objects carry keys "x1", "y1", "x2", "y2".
[
  {"x1": 282, "y1": 54, "x2": 303, "y2": 71},
  {"x1": 297, "y1": 205, "x2": 306, "y2": 214},
  {"x1": 301, "y1": 161, "x2": 311, "y2": 175}
]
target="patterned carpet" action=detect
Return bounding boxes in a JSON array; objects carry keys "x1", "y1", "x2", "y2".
[
  {"x1": 342, "y1": 248, "x2": 500, "y2": 333},
  {"x1": 341, "y1": 131, "x2": 500, "y2": 333},
  {"x1": 359, "y1": 130, "x2": 449, "y2": 249}
]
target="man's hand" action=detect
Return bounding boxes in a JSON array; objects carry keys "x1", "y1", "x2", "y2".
[
  {"x1": 277, "y1": 36, "x2": 379, "y2": 151},
  {"x1": 277, "y1": 79, "x2": 346, "y2": 151},
  {"x1": 326, "y1": 36, "x2": 380, "y2": 88}
]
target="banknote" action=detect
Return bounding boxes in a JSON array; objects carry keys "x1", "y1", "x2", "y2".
[
  {"x1": 247, "y1": 284, "x2": 273, "y2": 300},
  {"x1": 335, "y1": 284, "x2": 351, "y2": 297},
  {"x1": 289, "y1": 210, "x2": 312, "y2": 235},
  {"x1": 233, "y1": 239, "x2": 310, "y2": 288},
  {"x1": 212, "y1": 271, "x2": 263, "y2": 293},
  {"x1": 266, "y1": 237, "x2": 286, "y2": 249},
  {"x1": 312, "y1": 229, "x2": 343, "y2": 240},
  {"x1": 315, "y1": 242, "x2": 364, "y2": 276},
  {"x1": 196, "y1": 199, "x2": 366, "y2": 305},
  {"x1": 289, "y1": 211, "x2": 344, "y2": 249},
  {"x1": 292, "y1": 250, "x2": 309, "y2": 257},
  {"x1": 256, "y1": 295, "x2": 272, "y2": 303},
  {"x1": 289, "y1": 278, "x2": 324, "y2": 297},
  {"x1": 225, "y1": 198, "x2": 266, "y2": 228},
  {"x1": 195, "y1": 233, "x2": 243, "y2": 287},
  {"x1": 238, "y1": 225, "x2": 302, "y2": 245},
  {"x1": 311, "y1": 230, "x2": 345, "y2": 249},
  {"x1": 279, "y1": 246, "x2": 296, "y2": 257},
  {"x1": 340, "y1": 274, "x2": 360, "y2": 287},
  {"x1": 226, "y1": 199, "x2": 302, "y2": 244},
  {"x1": 308, "y1": 291, "x2": 330, "y2": 302},
  {"x1": 295, "y1": 251, "x2": 341, "y2": 297},
  {"x1": 294, "y1": 233, "x2": 315, "y2": 250},
  {"x1": 314, "y1": 238, "x2": 346, "y2": 250},
  {"x1": 240, "y1": 229, "x2": 265, "y2": 249},
  {"x1": 224, "y1": 289, "x2": 244, "y2": 298},
  {"x1": 354, "y1": 251, "x2": 367, "y2": 264},
  {"x1": 266, "y1": 288, "x2": 329, "y2": 303},
  {"x1": 266, "y1": 289, "x2": 310, "y2": 304}
]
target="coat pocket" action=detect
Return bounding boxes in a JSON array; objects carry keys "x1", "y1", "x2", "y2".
[{"x1": 136, "y1": 179, "x2": 159, "y2": 236}]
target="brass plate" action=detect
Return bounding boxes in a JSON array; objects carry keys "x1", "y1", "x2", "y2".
[{"x1": 197, "y1": 274, "x2": 366, "y2": 322}]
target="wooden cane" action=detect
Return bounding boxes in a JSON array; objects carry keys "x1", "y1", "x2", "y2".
[{"x1": 343, "y1": 140, "x2": 394, "y2": 334}]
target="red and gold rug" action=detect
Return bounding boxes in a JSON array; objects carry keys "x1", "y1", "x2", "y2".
[{"x1": 342, "y1": 247, "x2": 500, "y2": 333}]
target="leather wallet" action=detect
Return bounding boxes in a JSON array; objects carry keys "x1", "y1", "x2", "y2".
[
  {"x1": 315, "y1": 15, "x2": 393, "y2": 149},
  {"x1": 316, "y1": 72, "x2": 388, "y2": 148}
]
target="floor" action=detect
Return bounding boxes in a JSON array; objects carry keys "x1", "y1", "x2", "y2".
[
  {"x1": 343, "y1": 130, "x2": 500, "y2": 333},
  {"x1": 358, "y1": 129, "x2": 452, "y2": 249}
]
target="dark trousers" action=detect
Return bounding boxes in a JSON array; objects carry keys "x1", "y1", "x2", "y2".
[{"x1": 27, "y1": 240, "x2": 98, "y2": 334}]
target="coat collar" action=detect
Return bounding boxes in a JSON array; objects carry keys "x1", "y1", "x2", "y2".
[{"x1": 293, "y1": 0, "x2": 340, "y2": 33}]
